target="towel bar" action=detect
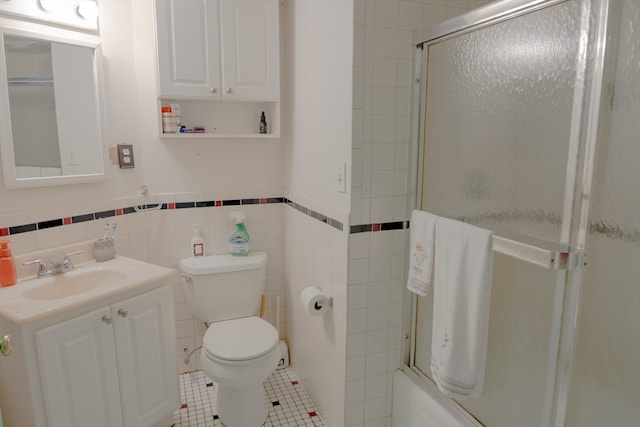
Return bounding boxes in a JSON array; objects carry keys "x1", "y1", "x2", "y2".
[{"x1": 491, "y1": 235, "x2": 586, "y2": 271}]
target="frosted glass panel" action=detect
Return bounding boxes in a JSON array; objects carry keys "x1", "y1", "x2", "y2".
[
  {"x1": 414, "y1": 255, "x2": 560, "y2": 426},
  {"x1": 566, "y1": 1, "x2": 640, "y2": 424},
  {"x1": 421, "y1": 1, "x2": 581, "y2": 243}
]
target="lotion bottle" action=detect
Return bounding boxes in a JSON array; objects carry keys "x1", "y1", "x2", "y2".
[
  {"x1": 190, "y1": 224, "x2": 205, "y2": 257},
  {"x1": 228, "y1": 212, "x2": 250, "y2": 256},
  {"x1": 0, "y1": 240, "x2": 17, "y2": 287}
]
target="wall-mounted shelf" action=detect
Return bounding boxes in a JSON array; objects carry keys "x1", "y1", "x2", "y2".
[
  {"x1": 158, "y1": 98, "x2": 280, "y2": 139},
  {"x1": 160, "y1": 132, "x2": 280, "y2": 140}
]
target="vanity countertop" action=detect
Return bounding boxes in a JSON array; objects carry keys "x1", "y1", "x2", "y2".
[{"x1": 0, "y1": 255, "x2": 174, "y2": 325}]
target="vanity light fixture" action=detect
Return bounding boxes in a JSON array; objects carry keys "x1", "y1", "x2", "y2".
[{"x1": 77, "y1": 0, "x2": 98, "y2": 20}]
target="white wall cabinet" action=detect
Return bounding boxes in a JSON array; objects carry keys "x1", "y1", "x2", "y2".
[
  {"x1": 35, "y1": 286, "x2": 179, "y2": 427},
  {"x1": 155, "y1": 0, "x2": 280, "y2": 138}
]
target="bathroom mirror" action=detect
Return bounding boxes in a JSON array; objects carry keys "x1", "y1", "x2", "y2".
[{"x1": 0, "y1": 28, "x2": 106, "y2": 188}]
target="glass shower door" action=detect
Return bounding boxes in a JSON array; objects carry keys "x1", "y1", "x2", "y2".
[
  {"x1": 410, "y1": 0, "x2": 610, "y2": 426},
  {"x1": 565, "y1": 1, "x2": 640, "y2": 424}
]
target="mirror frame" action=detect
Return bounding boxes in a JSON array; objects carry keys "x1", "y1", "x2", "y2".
[{"x1": 0, "y1": 27, "x2": 107, "y2": 189}]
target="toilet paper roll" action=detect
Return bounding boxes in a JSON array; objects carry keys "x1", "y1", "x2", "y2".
[{"x1": 300, "y1": 287, "x2": 329, "y2": 316}]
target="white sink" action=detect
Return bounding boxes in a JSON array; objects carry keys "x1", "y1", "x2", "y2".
[
  {"x1": 22, "y1": 269, "x2": 128, "y2": 300},
  {"x1": 0, "y1": 254, "x2": 175, "y2": 325}
]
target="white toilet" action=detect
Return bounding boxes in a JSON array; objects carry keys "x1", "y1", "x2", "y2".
[{"x1": 180, "y1": 252, "x2": 279, "y2": 427}]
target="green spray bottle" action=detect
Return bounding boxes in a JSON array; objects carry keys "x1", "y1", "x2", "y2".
[{"x1": 228, "y1": 211, "x2": 250, "y2": 256}]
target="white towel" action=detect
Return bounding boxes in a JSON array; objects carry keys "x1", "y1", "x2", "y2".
[
  {"x1": 430, "y1": 217, "x2": 493, "y2": 400},
  {"x1": 407, "y1": 210, "x2": 439, "y2": 297}
]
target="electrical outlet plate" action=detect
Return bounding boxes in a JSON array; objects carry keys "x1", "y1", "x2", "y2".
[{"x1": 117, "y1": 144, "x2": 135, "y2": 169}]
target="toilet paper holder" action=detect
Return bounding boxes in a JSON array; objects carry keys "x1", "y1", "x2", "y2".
[{"x1": 313, "y1": 295, "x2": 334, "y2": 310}]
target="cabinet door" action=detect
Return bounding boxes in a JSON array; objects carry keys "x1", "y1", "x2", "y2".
[
  {"x1": 36, "y1": 307, "x2": 124, "y2": 427},
  {"x1": 219, "y1": 0, "x2": 280, "y2": 100},
  {"x1": 113, "y1": 286, "x2": 179, "y2": 427},
  {"x1": 156, "y1": 0, "x2": 221, "y2": 97}
]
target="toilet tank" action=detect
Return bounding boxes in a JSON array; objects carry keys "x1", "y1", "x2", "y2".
[{"x1": 180, "y1": 252, "x2": 267, "y2": 324}]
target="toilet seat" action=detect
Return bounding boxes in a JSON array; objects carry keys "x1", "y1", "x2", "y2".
[{"x1": 203, "y1": 316, "x2": 278, "y2": 362}]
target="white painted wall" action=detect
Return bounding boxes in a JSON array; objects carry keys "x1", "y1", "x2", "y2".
[
  {"x1": 281, "y1": 0, "x2": 353, "y2": 425},
  {"x1": 282, "y1": 0, "x2": 353, "y2": 214}
]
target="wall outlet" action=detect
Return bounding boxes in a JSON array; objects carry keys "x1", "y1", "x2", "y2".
[
  {"x1": 336, "y1": 161, "x2": 346, "y2": 193},
  {"x1": 117, "y1": 144, "x2": 135, "y2": 169}
]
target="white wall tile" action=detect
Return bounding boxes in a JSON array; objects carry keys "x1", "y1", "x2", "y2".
[
  {"x1": 374, "y1": 0, "x2": 399, "y2": 28},
  {"x1": 399, "y1": 1, "x2": 424, "y2": 31},
  {"x1": 366, "y1": 328, "x2": 389, "y2": 354},
  {"x1": 371, "y1": 171, "x2": 395, "y2": 198},
  {"x1": 365, "y1": 374, "x2": 388, "y2": 400},
  {"x1": 347, "y1": 332, "x2": 367, "y2": 358},
  {"x1": 346, "y1": 379, "x2": 365, "y2": 404},
  {"x1": 372, "y1": 57, "x2": 398, "y2": 87},
  {"x1": 346, "y1": 401, "x2": 365, "y2": 427},
  {"x1": 371, "y1": 115, "x2": 397, "y2": 144},
  {"x1": 371, "y1": 144, "x2": 396, "y2": 171},
  {"x1": 369, "y1": 231, "x2": 394, "y2": 257},
  {"x1": 373, "y1": 27, "x2": 399, "y2": 58},
  {"x1": 368, "y1": 280, "x2": 391, "y2": 307},
  {"x1": 372, "y1": 87, "x2": 397, "y2": 115}
]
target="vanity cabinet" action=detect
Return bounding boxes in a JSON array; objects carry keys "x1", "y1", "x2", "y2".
[
  {"x1": 155, "y1": 0, "x2": 280, "y2": 137},
  {"x1": 35, "y1": 286, "x2": 179, "y2": 427}
]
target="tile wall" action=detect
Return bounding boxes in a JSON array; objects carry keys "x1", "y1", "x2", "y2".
[{"x1": 348, "y1": 0, "x2": 492, "y2": 426}]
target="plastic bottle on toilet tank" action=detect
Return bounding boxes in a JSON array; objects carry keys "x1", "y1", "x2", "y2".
[
  {"x1": 190, "y1": 224, "x2": 205, "y2": 257},
  {"x1": 228, "y1": 212, "x2": 250, "y2": 256}
]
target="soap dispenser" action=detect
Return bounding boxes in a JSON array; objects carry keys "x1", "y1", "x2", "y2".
[
  {"x1": 191, "y1": 224, "x2": 206, "y2": 257},
  {"x1": 0, "y1": 240, "x2": 17, "y2": 287},
  {"x1": 228, "y1": 212, "x2": 250, "y2": 256}
]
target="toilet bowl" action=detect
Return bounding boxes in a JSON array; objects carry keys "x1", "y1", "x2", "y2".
[
  {"x1": 179, "y1": 252, "x2": 279, "y2": 427},
  {"x1": 200, "y1": 316, "x2": 280, "y2": 426}
]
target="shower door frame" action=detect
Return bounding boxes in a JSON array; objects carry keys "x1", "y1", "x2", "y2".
[{"x1": 404, "y1": 0, "x2": 614, "y2": 425}]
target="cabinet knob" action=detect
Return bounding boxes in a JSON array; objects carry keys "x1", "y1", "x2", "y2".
[
  {"x1": 101, "y1": 315, "x2": 112, "y2": 324},
  {"x1": 210, "y1": 87, "x2": 217, "y2": 94},
  {"x1": 117, "y1": 309, "x2": 128, "y2": 318},
  {"x1": 225, "y1": 88, "x2": 232, "y2": 94},
  {"x1": 0, "y1": 335, "x2": 11, "y2": 357}
]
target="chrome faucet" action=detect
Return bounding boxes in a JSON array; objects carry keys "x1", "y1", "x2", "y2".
[{"x1": 23, "y1": 251, "x2": 83, "y2": 277}]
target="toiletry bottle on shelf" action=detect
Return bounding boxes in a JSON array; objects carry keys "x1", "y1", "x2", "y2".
[
  {"x1": 162, "y1": 106, "x2": 180, "y2": 134},
  {"x1": 228, "y1": 212, "x2": 250, "y2": 256},
  {"x1": 191, "y1": 224, "x2": 206, "y2": 257},
  {"x1": 259, "y1": 111, "x2": 267, "y2": 134},
  {"x1": 0, "y1": 241, "x2": 17, "y2": 287}
]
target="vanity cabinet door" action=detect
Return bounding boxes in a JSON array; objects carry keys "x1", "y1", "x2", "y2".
[
  {"x1": 112, "y1": 286, "x2": 179, "y2": 427},
  {"x1": 155, "y1": 0, "x2": 222, "y2": 97},
  {"x1": 35, "y1": 307, "x2": 125, "y2": 427},
  {"x1": 219, "y1": 0, "x2": 280, "y2": 100}
]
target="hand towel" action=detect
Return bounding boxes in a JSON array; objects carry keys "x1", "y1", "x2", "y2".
[
  {"x1": 407, "y1": 210, "x2": 439, "y2": 297},
  {"x1": 430, "y1": 217, "x2": 493, "y2": 400}
]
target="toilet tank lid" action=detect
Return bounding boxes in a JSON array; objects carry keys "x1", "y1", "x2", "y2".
[{"x1": 180, "y1": 251, "x2": 267, "y2": 275}]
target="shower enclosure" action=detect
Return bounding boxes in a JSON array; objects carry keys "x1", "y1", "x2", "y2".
[{"x1": 406, "y1": 0, "x2": 640, "y2": 426}]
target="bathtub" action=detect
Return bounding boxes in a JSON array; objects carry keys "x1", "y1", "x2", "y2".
[{"x1": 392, "y1": 369, "x2": 482, "y2": 427}]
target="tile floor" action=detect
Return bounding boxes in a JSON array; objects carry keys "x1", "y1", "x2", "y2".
[{"x1": 173, "y1": 367, "x2": 327, "y2": 427}]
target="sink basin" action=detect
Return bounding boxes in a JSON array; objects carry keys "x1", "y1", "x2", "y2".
[
  {"x1": 22, "y1": 269, "x2": 128, "y2": 300},
  {"x1": 0, "y1": 252, "x2": 175, "y2": 325}
]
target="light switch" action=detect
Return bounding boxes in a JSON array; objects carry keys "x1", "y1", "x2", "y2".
[
  {"x1": 336, "y1": 161, "x2": 346, "y2": 193},
  {"x1": 117, "y1": 144, "x2": 135, "y2": 169}
]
